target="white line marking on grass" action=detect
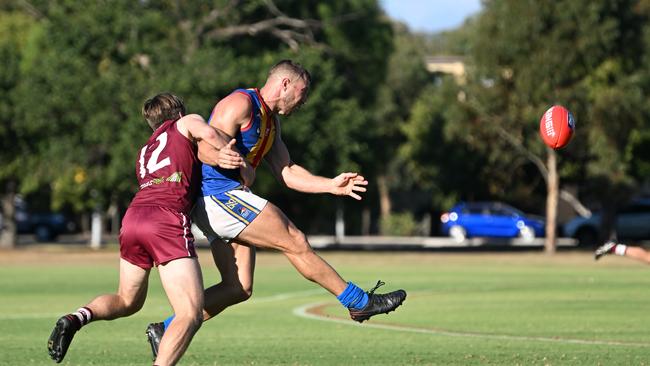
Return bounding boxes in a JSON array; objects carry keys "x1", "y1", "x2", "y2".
[{"x1": 293, "y1": 302, "x2": 650, "y2": 348}]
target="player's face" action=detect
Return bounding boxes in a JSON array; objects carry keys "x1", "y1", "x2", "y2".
[{"x1": 278, "y1": 78, "x2": 309, "y2": 116}]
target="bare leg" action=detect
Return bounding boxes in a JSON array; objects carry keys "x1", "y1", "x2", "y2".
[
  {"x1": 237, "y1": 203, "x2": 347, "y2": 296},
  {"x1": 202, "y1": 238, "x2": 255, "y2": 321},
  {"x1": 155, "y1": 257, "x2": 204, "y2": 366},
  {"x1": 624, "y1": 246, "x2": 650, "y2": 264},
  {"x1": 48, "y1": 259, "x2": 150, "y2": 363},
  {"x1": 85, "y1": 258, "x2": 149, "y2": 319}
]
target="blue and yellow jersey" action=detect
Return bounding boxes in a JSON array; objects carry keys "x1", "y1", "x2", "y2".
[{"x1": 201, "y1": 88, "x2": 277, "y2": 196}]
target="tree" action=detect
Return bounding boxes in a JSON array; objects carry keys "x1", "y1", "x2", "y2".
[
  {"x1": 2, "y1": 0, "x2": 395, "y2": 244},
  {"x1": 459, "y1": 0, "x2": 648, "y2": 251},
  {"x1": 365, "y1": 23, "x2": 435, "y2": 234},
  {"x1": 399, "y1": 0, "x2": 649, "y2": 250},
  {"x1": 0, "y1": 11, "x2": 39, "y2": 248}
]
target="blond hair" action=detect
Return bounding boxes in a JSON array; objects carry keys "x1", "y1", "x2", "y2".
[{"x1": 268, "y1": 60, "x2": 311, "y2": 85}]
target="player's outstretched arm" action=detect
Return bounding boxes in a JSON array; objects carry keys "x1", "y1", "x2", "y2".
[{"x1": 264, "y1": 134, "x2": 368, "y2": 200}]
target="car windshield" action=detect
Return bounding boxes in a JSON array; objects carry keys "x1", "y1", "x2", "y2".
[{"x1": 463, "y1": 203, "x2": 523, "y2": 217}]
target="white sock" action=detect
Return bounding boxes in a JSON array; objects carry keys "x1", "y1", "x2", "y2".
[
  {"x1": 72, "y1": 307, "x2": 93, "y2": 327},
  {"x1": 614, "y1": 244, "x2": 627, "y2": 256}
]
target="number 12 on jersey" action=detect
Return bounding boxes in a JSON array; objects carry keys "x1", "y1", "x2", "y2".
[{"x1": 139, "y1": 132, "x2": 171, "y2": 178}]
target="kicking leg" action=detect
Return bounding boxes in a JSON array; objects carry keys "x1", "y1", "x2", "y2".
[
  {"x1": 238, "y1": 202, "x2": 406, "y2": 322},
  {"x1": 239, "y1": 203, "x2": 346, "y2": 295},
  {"x1": 154, "y1": 257, "x2": 204, "y2": 366}
]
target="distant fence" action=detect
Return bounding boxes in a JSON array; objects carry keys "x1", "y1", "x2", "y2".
[
  {"x1": 16, "y1": 230, "x2": 577, "y2": 250},
  {"x1": 188, "y1": 223, "x2": 577, "y2": 249},
  {"x1": 305, "y1": 236, "x2": 577, "y2": 250}
]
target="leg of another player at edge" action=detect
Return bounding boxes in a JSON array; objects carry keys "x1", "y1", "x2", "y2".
[
  {"x1": 622, "y1": 245, "x2": 650, "y2": 264},
  {"x1": 596, "y1": 241, "x2": 650, "y2": 264}
]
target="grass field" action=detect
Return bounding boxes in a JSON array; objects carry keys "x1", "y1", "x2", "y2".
[{"x1": 1, "y1": 246, "x2": 650, "y2": 365}]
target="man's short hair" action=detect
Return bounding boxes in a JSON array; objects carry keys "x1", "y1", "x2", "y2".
[
  {"x1": 268, "y1": 60, "x2": 311, "y2": 85},
  {"x1": 142, "y1": 93, "x2": 186, "y2": 130}
]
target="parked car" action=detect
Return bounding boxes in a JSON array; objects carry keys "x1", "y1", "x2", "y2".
[
  {"x1": 563, "y1": 198, "x2": 650, "y2": 246},
  {"x1": 440, "y1": 201, "x2": 545, "y2": 243},
  {"x1": 0, "y1": 197, "x2": 77, "y2": 242}
]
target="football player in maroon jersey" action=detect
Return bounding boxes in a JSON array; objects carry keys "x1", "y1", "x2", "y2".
[{"x1": 47, "y1": 93, "x2": 248, "y2": 366}]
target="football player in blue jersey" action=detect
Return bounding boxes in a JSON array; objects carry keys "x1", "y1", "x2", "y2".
[{"x1": 145, "y1": 60, "x2": 407, "y2": 359}]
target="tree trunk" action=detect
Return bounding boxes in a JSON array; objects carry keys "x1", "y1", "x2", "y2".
[
  {"x1": 80, "y1": 212, "x2": 90, "y2": 235},
  {"x1": 335, "y1": 199, "x2": 344, "y2": 243},
  {"x1": 544, "y1": 148, "x2": 558, "y2": 254},
  {"x1": 107, "y1": 199, "x2": 120, "y2": 236},
  {"x1": 377, "y1": 174, "x2": 391, "y2": 235},
  {"x1": 89, "y1": 209, "x2": 103, "y2": 249},
  {"x1": 0, "y1": 181, "x2": 17, "y2": 249},
  {"x1": 361, "y1": 207, "x2": 371, "y2": 236}
]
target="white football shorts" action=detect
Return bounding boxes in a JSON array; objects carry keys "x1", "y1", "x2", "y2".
[{"x1": 192, "y1": 189, "x2": 268, "y2": 244}]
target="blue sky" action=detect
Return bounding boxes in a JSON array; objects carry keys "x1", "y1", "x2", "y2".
[{"x1": 380, "y1": 0, "x2": 482, "y2": 33}]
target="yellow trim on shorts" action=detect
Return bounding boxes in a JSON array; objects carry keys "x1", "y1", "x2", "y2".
[
  {"x1": 224, "y1": 191, "x2": 261, "y2": 214},
  {"x1": 209, "y1": 195, "x2": 250, "y2": 225}
]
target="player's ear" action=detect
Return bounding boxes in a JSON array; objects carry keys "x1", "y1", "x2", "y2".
[{"x1": 282, "y1": 77, "x2": 290, "y2": 90}]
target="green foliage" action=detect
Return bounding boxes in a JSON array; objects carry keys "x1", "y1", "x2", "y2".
[
  {"x1": 2, "y1": 0, "x2": 394, "y2": 233},
  {"x1": 378, "y1": 211, "x2": 417, "y2": 236},
  {"x1": 426, "y1": 16, "x2": 478, "y2": 55},
  {"x1": 402, "y1": 0, "x2": 649, "y2": 215},
  {"x1": 0, "y1": 11, "x2": 37, "y2": 182},
  {"x1": 469, "y1": 0, "x2": 648, "y2": 205},
  {"x1": 3, "y1": 0, "x2": 647, "y2": 234},
  {"x1": 400, "y1": 80, "x2": 489, "y2": 208}
]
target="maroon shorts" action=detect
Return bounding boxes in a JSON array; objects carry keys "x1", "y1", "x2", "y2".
[{"x1": 120, "y1": 206, "x2": 197, "y2": 269}]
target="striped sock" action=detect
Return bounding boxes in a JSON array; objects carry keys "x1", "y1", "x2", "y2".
[
  {"x1": 71, "y1": 307, "x2": 94, "y2": 328},
  {"x1": 614, "y1": 244, "x2": 627, "y2": 256}
]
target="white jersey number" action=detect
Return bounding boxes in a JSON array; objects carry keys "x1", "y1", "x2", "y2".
[{"x1": 139, "y1": 132, "x2": 171, "y2": 178}]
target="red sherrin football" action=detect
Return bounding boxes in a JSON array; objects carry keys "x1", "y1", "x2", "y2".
[{"x1": 539, "y1": 105, "x2": 575, "y2": 149}]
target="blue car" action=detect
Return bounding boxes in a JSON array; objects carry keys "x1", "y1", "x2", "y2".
[{"x1": 440, "y1": 202, "x2": 545, "y2": 243}]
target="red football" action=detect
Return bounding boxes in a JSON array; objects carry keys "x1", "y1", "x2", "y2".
[{"x1": 539, "y1": 105, "x2": 575, "y2": 149}]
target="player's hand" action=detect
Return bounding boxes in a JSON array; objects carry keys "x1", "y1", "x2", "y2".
[
  {"x1": 216, "y1": 139, "x2": 245, "y2": 169},
  {"x1": 331, "y1": 172, "x2": 368, "y2": 200}
]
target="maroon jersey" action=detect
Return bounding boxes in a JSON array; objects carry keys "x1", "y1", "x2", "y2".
[{"x1": 129, "y1": 119, "x2": 201, "y2": 214}]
